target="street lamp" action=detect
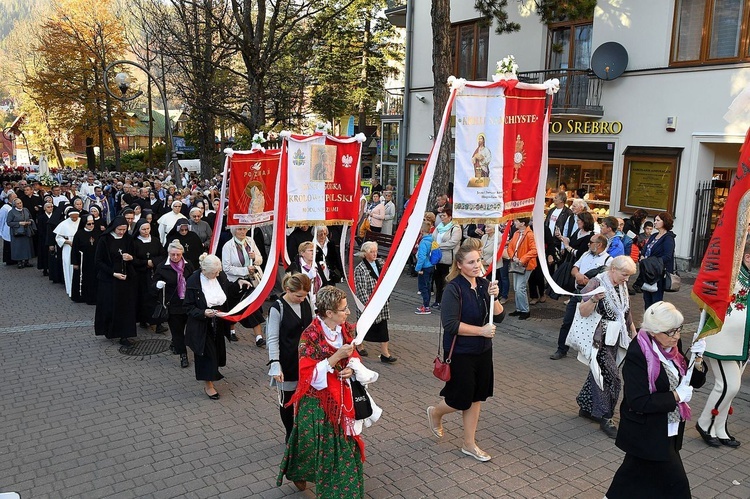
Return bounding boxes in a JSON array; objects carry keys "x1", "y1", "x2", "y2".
[{"x1": 103, "y1": 60, "x2": 180, "y2": 181}]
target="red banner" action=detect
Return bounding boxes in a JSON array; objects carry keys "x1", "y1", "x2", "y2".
[
  {"x1": 693, "y1": 128, "x2": 750, "y2": 338},
  {"x1": 227, "y1": 149, "x2": 281, "y2": 226}
]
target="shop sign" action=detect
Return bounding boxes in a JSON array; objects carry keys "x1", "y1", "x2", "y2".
[{"x1": 550, "y1": 120, "x2": 623, "y2": 135}]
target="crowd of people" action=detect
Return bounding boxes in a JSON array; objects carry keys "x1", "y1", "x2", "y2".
[{"x1": 1, "y1": 169, "x2": 744, "y2": 498}]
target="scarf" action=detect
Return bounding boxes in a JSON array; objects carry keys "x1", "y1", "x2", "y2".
[
  {"x1": 598, "y1": 271, "x2": 630, "y2": 345},
  {"x1": 301, "y1": 257, "x2": 323, "y2": 293},
  {"x1": 234, "y1": 236, "x2": 251, "y2": 266},
  {"x1": 636, "y1": 329, "x2": 690, "y2": 420},
  {"x1": 435, "y1": 221, "x2": 454, "y2": 234},
  {"x1": 170, "y1": 258, "x2": 187, "y2": 299}
]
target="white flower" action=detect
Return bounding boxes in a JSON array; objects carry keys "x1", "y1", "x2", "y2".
[
  {"x1": 495, "y1": 55, "x2": 519, "y2": 79},
  {"x1": 315, "y1": 122, "x2": 332, "y2": 133},
  {"x1": 252, "y1": 131, "x2": 265, "y2": 144},
  {"x1": 448, "y1": 76, "x2": 467, "y2": 91}
]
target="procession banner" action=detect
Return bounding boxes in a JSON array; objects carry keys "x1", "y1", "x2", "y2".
[
  {"x1": 284, "y1": 133, "x2": 364, "y2": 226},
  {"x1": 226, "y1": 149, "x2": 281, "y2": 226},
  {"x1": 452, "y1": 82, "x2": 547, "y2": 224},
  {"x1": 692, "y1": 126, "x2": 750, "y2": 338}
]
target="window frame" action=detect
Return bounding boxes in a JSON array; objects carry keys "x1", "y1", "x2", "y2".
[
  {"x1": 670, "y1": 0, "x2": 750, "y2": 66},
  {"x1": 545, "y1": 19, "x2": 594, "y2": 70},
  {"x1": 450, "y1": 19, "x2": 490, "y2": 81}
]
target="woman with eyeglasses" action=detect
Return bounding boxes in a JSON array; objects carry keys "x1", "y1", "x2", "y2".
[
  {"x1": 277, "y1": 286, "x2": 364, "y2": 495},
  {"x1": 266, "y1": 273, "x2": 314, "y2": 442},
  {"x1": 576, "y1": 255, "x2": 637, "y2": 439},
  {"x1": 70, "y1": 214, "x2": 100, "y2": 305},
  {"x1": 606, "y1": 301, "x2": 706, "y2": 498},
  {"x1": 188, "y1": 206, "x2": 213, "y2": 251}
]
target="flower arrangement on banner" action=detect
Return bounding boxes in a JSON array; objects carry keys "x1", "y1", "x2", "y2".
[
  {"x1": 251, "y1": 131, "x2": 266, "y2": 151},
  {"x1": 314, "y1": 122, "x2": 332, "y2": 134},
  {"x1": 39, "y1": 172, "x2": 56, "y2": 187},
  {"x1": 493, "y1": 55, "x2": 519, "y2": 81}
]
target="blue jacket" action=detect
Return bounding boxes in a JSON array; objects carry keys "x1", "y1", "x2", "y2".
[
  {"x1": 608, "y1": 235, "x2": 625, "y2": 257},
  {"x1": 644, "y1": 231, "x2": 676, "y2": 274},
  {"x1": 415, "y1": 234, "x2": 434, "y2": 272}
]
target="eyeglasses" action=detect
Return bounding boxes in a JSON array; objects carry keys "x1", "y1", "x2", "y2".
[
  {"x1": 85, "y1": 222, "x2": 94, "y2": 225},
  {"x1": 659, "y1": 326, "x2": 682, "y2": 338}
]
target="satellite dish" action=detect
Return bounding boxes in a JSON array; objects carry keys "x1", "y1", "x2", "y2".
[{"x1": 590, "y1": 42, "x2": 628, "y2": 80}]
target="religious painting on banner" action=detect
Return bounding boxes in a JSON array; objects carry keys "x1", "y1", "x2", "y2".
[
  {"x1": 285, "y1": 134, "x2": 363, "y2": 226},
  {"x1": 452, "y1": 83, "x2": 547, "y2": 224},
  {"x1": 226, "y1": 149, "x2": 281, "y2": 226}
]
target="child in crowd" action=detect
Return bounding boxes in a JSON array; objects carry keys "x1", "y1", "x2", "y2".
[{"x1": 415, "y1": 222, "x2": 435, "y2": 315}]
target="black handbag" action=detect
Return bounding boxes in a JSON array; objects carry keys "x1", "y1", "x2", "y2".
[
  {"x1": 152, "y1": 287, "x2": 171, "y2": 323},
  {"x1": 549, "y1": 252, "x2": 576, "y2": 299},
  {"x1": 350, "y1": 378, "x2": 373, "y2": 420}
]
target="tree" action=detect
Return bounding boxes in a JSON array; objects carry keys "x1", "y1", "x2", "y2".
[{"x1": 428, "y1": 0, "x2": 595, "y2": 207}]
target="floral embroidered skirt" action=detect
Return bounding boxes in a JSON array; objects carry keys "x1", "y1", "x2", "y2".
[{"x1": 277, "y1": 395, "x2": 364, "y2": 498}]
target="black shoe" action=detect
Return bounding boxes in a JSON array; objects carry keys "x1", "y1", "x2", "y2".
[
  {"x1": 180, "y1": 353, "x2": 189, "y2": 368},
  {"x1": 518, "y1": 312, "x2": 531, "y2": 320},
  {"x1": 380, "y1": 354, "x2": 397, "y2": 364},
  {"x1": 139, "y1": 322, "x2": 150, "y2": 329},
  {"x1": 229, "y1": 332, "x2": 238, "y2": 342},
  {"x1": 719, "y1": 437, "x2": 741, "y2": 448},
  {"x1": 696, "y1": 423, "x2": 722, "y2": 447},
  {"x1": 600, "y1": 418, "x2": 617, "y2": 439},
  {"x1": 24, "y1": 261, "x2": 33, "y2": 267},
  {"x1": 119, "y1": 338, "x2": 134, "y2": 347},
  {"x1": 204, "y1": 388, "x2": 220, "y2": 400},
  {"x1": 550, "y1": 350, "x2": 567, "y2": 360},
  {"x1": 155, "y1": 324, "x2": 168, "y2": 334},
  {"x1": 17, "y1": 263, "x2": 24, "y2": 269},
  {"x1": 579, "y1": 409, "x2": 602, "y2": 423},
  {"x1": 508, "y1": 311, "x2": 521, "y2": 317},
  {"x1": 255, "y1": 336, "x2": 266, "y2": 347}
]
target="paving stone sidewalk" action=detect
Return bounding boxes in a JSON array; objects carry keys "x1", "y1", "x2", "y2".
[{"x1": 1, "y1": 261, "x2": 750, "y2": 498}]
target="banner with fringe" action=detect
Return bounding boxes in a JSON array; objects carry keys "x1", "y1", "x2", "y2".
[{"x1": 227, "y1": 149, "x2": 281, "y2": 226}]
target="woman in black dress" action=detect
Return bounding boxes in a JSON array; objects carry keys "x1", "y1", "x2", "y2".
[
  {"x1": 184, "y1": 254, "x2": 252, "y2": 399},
  {"x1": 71, "y1": 215, "x2": 100, "y2": 304},
  {"x1": 94, "y1": 216, "x2": 138, "y2": 346},
  {"x1": 266, "y1": 273, "x2": 313, "y2": 441},
  {"x1": 132, "y1": 218, "x2": 166, "y2": 328},
  {"x1": 154, "y1": 239, "x2": 195, "y2": 369},
  {"x1": 36, "y1": 199, "x2": 54, "y2": 275}
]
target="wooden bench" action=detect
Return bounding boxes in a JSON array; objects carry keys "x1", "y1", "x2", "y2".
[{"x1": 363, "y1": 230, "x2": 394, "y2": 260}]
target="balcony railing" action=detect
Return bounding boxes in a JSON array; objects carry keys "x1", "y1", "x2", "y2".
[
  {"x1": 518, "y1": 68, "x2": 603, "y2": 118},
  {"x1": 382, "y1": 87, "x2": 404, "y2": 116}
]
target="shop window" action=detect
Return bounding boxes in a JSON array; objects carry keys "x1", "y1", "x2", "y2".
[
  {"x1": 451, "y1": 21, "x2": 489, "y2": 80},
  {"x1": 671, "y1": 0, "x2": 750, "y2": 65},
  {"x1": 620, "y1": 147, "x2": 682, "y2": 214}
]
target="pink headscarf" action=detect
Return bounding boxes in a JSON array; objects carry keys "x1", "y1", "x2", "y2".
[{"x1": 635, "y1": 329, "x2": 690, "y2": 420}]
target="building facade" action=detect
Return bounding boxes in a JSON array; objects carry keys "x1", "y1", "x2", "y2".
[{"x1": 387, "y1": 0, "x2": 750, "y2": 269}]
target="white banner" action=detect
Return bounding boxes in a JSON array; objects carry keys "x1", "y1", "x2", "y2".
[
  {"x1": 286, "y1": 135, "x2": 329, "y2": 224},
  {"x1": 453, "y1": 86, "x2": 507, "y2": 222}
]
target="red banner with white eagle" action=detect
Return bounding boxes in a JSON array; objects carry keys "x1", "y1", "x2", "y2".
[
  {"x1": 284, "y1": 133, "x2": 363, "y2": 226},
  {"x1": 226, "y1": 149, "x2": 281, "y2": 226}
]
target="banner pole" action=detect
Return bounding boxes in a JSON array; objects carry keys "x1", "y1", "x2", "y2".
[{"x1": 489, "y1": 223, "x2": 499, "y2": 321}]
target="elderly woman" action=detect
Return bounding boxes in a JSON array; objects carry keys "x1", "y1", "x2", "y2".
[
  {"x1": 189, "y1": 206, "x2": 213, "y2": 250},
  {"x1": 267, "y1": 273, "x2": 314, "y2": 441},
  {"x1": 313, "y1": 226, "x2": 343, "y2": 286},
  {"x1": 220, "y1": 225, "x2": 266, "y2": 346},
  {"x1": 366, "y1": 192, "x2": 385, "y2": 233},
  {"x1": 381, "y1": 191, "x2": 396, "y2": 235},
  {"x1": 168, "y1": 219, "x2": 203, "y2": 270},
  {"x1": 157, "y1": 200, "x2": 187, "y2": 245},
  {"x1": 94, "y1": 217, "x2": 138, "y2": 346},
  {"x1": 426, "y1": 245, "x2": 503, "y2": 462},
  {"x1": 184, "y1": 254, "x2": 252, "y2": 398},
  {"x1": 606, "y1": 302, "x2": 706, "y2": 498},
  {"x1": 7, "y1": 196, "x2": 36, "y2": 269},
  {"x1": 288, "y1": 241, "x2": 324, "y2": 295},
  {"x1": 354, "y1": 241, "x2": 396, "y2": 362},
  {"x1": 154, "y1": 240, "x2": 195, "y2": 369},
  {"x1": 640, "y1": 212, "x2": 677, "y2": 309},
  {"x1": 132, "y1": 218, "x2": 166, "y2": 329},
  {"x1": 505, "y1": 217, "x2": 537, "y2": 320},
  {"x1": 576, "y1": 255, "x2": 637, "y2": 438},
  {"x1": 277, "y1": 286, "x2": 364, "y2": 496}
]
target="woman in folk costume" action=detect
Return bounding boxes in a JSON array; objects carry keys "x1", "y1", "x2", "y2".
[
  {"x1": 606, "y1": 302, "x2": 706, "y2": 498},
  {"x1": 132, "y1": 218, "x2": 166, "y2": 329},
  {"x1": 54, "y1": 207, "x2": 81, "y2": 296},
  {"x1": 696, "y1": 237, "x2": 750, "y2": 449},
  {"x1": 277, "y1": 286, "x2": 368, "y2": 497},
  {"x1": 288, "y1": 241, "x2": 324, "y2": 296},
  {"x1": 94, "y1": 216, "x2": 138, "y2": 346},
  {"x1": 220, "y1": 225, "x2": 266, "y2": 346},
  {"x1": 70, "y1": 215, "x2": 100, "y2": 304}
]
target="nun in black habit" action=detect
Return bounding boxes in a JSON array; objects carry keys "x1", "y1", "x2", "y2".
[
  {"x1": 71, "y1": 214, "x2": 100, "y2": 304},
  {"x1": 36, "y1": 199, "x2": 54, "y2": 275},
  {"x1": 132, "y1": 218, "x2": 166, "y2": 327},
  {"x1": 94, "y1": 216, "x2": 138, "y2": 345},
  {"x1": 47, "y1": 201, "x2": 68, "y2": 283}
]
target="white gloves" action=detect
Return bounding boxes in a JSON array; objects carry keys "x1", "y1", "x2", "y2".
[
  {"x1": 156, "y1": 280, "x2": 166, "y2": 289},
  {"x1": 691, "y1": 339, "x2": 706, "y2": 357},
  {"x1": 675, "y1": 379, "x2": 693, "y2": 403}
]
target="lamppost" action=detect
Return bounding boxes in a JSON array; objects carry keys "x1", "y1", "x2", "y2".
[{"x1": 102, "y1": 59, "x2": 181, "y2": 182}]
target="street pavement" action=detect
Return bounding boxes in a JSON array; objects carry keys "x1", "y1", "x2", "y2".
[{"x1": 2, "y1": 259, "x2": 750, "y2": 498}]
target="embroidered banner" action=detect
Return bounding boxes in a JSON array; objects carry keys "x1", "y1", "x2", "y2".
[
  {"x1": 285, "y1": 133, "x2": 363, "y2": 226},
  {"x1": 227, "y1": 149, "x2": 281, "y2": 226},
  {"x1": 452, "y1": 82, "x2": 547, "y2": 224}
]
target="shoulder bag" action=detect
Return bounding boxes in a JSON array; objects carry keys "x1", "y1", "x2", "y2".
[
  {"x1": 433, "y1": 283, "x2": 460, "y2": 382},
  {"x1": 350, "y1": 378, "x2": 374, "y2": 420},
  {"x1": 565, "y1": 301, "x2": 602, "y2": 360},
  {"x1": 152, "y1": 286, "x2": 171, "y2": 323},
  {"x1": 508, "y1": 231, "x2": 527, "y2": 274},
  {"x1": 665, "y1": 270, "x2": 681, "y2": 292}
]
